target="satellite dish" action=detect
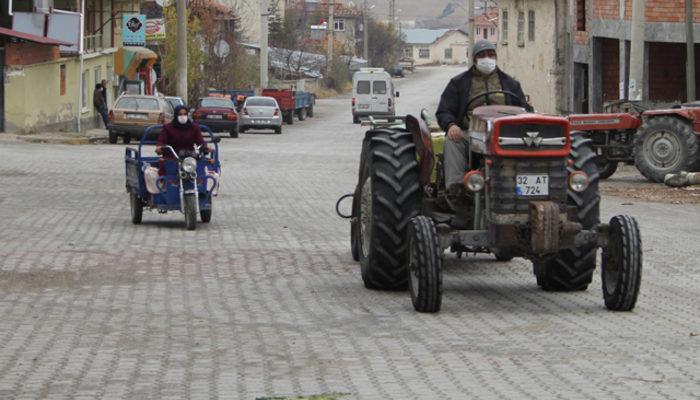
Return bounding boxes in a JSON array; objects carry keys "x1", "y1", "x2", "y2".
[
  {"x1": 155, "y1": 0, "x2": 171, "y2": 7},
  {"x1": 214, "y1": 40, "x2": 231, "y2": 59}
]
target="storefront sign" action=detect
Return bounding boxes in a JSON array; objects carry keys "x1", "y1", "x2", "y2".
[
  {"x1": 123, "y1": 14, "x2": 146, "y2": 46},
  {"x1": 146, "y1": 18, "x2": 166, "y2": 41}
]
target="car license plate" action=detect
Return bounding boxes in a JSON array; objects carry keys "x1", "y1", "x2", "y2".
[
  {"x1": 126, "y1": 113, "x2": 147, "y2": 120},
  {"x1": 358, "y1": 104, "x2": 370, "y2": 109},
  {"x1": 255, "y1": 119, "x2": 269, "y2": 124},
  {"x1": 207, "y1": 114, "x2": 223, "y2": 119},
  {"x1": 516, "y1": 174, "x2": 549, "y2": 196}
]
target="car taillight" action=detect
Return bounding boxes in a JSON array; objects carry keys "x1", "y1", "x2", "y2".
[
  {"x1": 274, "y1": 108, "x2": 280, "y2": 116},
  {"x1": 226, "y1": 112, "x2": 237, "y2": 120},
  {"x1": 242, "y1": 107, "x2": 249, "y2": 116},
  {"x1": 388, "y1": 98, "x2": 392, "y2": 107},
  {"x1": 158, "y1": 112, "x2": 165, "y2": 123},
  {"x1": 192, "y1": 111, "x2": 202, "y2": 119},
  {"x1": 108, "y1": 110, "x2": 114, "y2": 122},
  {"x1": 352, "y1": 97, "x2": 355, "y2": 106}
]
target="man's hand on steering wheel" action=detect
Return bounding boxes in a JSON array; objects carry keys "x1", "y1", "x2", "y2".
[{"x1": 447, "y1": 124, "x2": 462, "y2": 142}]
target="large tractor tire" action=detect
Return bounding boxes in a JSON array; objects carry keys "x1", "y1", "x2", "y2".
[
  {"x1": 357, "y1": 129, "x2": 422, "y2": 290},
  {"x1": 533, "y1": 133, "x2": 600, "y2": 291},
  {"x1": 602, "y1": 215, "x2": 642, "y2": 311},
  {"x1": 634, "y1": 116, "x2": 700, "y2": 182},
  {"x1": 407, "y1": 216, "x2": 442, "y2": 313}
]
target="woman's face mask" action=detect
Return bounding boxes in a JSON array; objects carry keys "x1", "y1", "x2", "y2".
[
  {"x1": 476, "y1": 57, "x2": 497, "y2": 74},
  {"x1": 177, "y1": 115, "x2": 188, "y2": 124}
]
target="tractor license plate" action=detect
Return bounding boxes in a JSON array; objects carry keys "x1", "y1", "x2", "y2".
[
  {"x1": 207, "y1": 114, "x2": 223, "y2": 119},
  {"x1": 516, "y1": 174, "x2": 549, "y2": 196}
]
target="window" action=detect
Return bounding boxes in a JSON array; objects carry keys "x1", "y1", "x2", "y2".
[
  {"x1": 94, "y1": 67, "x2": 101, "y2": 90},
  {"x1": 372, "y1": 81, "x2": 387, "y2": 94},
  {"x1": 418, "y1": 48, "x2": 430, "y2": 59},
  {"x1": 491, "y1": 28, "x2": 495, "y2": 36},
  {"x1": 356, "y1": 80, "x2": 370, "y2": 94},
  {"x1": 444, "y1": 48, "x2": 452, "y2": 59},
  {"x1": 528, "y1": 10, "x2": 535, "y2": 41},
  {"x1": 476, "y1": 27, "x2": 481, "y2": 35},
  {"x1": 199, "y1": 98, "x2": 235, "y2": 109},
  {"x1": 483, "y1": 28, "x2": 488, "y2": 39},
  {"x1": 81, "y1": 70, "x2": 89, "y2": 109},
  {"x1": 502, "y1": 9, "x2": 508, "y2": 42},
  {"x1": 59, "y1": 64, "x2": 66, "y2": 96},
  {"x1": 115, "y1": 97, "x2": 160, "y2": 111},
  {"x1": 576, "y1": 0, "x2": 586, "y2": 31},
  {"x1": 403, "y1": 47, "x2": 412, "y2": 58},
  {"x1": 245, "y1": 98, "x2": 277, "y2": 107},
  {"x1": 517, "y1": 11, "x2": 525, "y2": 46},
  {"x1": 334, "y1": 18, "x2": 345, "y2": 31}
]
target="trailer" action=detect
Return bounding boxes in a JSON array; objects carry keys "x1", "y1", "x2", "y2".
[
  {"x1": 208, "y1": 89, "x2": 256, "y2": 111},
  {"x1": 261, "y1": 88, "x2": 315, "y2": 124}
]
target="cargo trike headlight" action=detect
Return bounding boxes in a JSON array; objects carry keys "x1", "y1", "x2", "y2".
[
  {"x1": 568, "y1": 171, "x2": 589, "y2": 193},
  {"x1": 182, "y1": 157, "x2": 197, "y2": 174}
]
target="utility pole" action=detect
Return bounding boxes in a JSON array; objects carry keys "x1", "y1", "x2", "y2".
[
  {"x1": 466, "y1": 0, "x2": 474, "y2": 67},
  {"x1": 389, "y1": 0, "x2": 395, "y2": 27},
  {"x1": 176, "y1": 0, "x2": 188, "y2": 104},
  {"x1": 327, "y1": 2, "x2": 334, "y2": 75},
  {"x1": 260, "y1": 0, "x2": 270, "y2": 89},
  {"x1": 363, "y1": 0, "x2": 369, "y2": 63},
  {"x1": 686, "y1": 0, "x2": 695, "y2": 102},
  {"x1": 628, "y1": 0, "x2": 645, "y2": 101}
]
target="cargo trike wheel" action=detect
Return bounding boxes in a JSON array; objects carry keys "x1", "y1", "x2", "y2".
[
  {"x1": 200, "y1": 207, "x2": 212, "y2": 223},
  {"x1": 184, "y1": 194, "x2": 197, "y2": 231},
  {"x1": 358, "y1": 129, "x2": 421, "y2": 290},
  {"x1": 407, "y1": 216, "x2": 442, "y2": 313},
  {"x1": 130, "y1": 192, "x2": 143, "y2": 224},
  {"x1": 602, "y1": 215, "x2": 642, "y2": 311}
]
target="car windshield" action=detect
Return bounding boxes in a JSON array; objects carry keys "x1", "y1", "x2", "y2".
[
  {"x1": 116, "y1": 97, "x2": 160, "y2": 111},
  {"x1": 200, "y1": 98, "x2": 234, "y2": 108},
  {"x1": 373, "y1": 81, "x2": 387, "y2": 95},
  {"x1": 356, "y1": 80, "x2": 370, "y2": 94},
  {"x1": 246, "y1": 98, "x2": 277, "y2": 107}
]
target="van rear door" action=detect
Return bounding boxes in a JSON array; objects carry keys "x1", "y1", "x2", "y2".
[
  {"x1": 371, "y1": 79, "x2": 389, "y2": 113},
  {"x1": 355, "y1": 78, "x2": 371, "y2": 113}
]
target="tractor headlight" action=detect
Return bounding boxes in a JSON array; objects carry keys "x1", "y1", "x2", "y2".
[
  {"x1": 568, "y1": 171, "x2": 589, "y2": 192},
  {"x1": 182, "y1": 157, "x2": 197, "y2": 174},
  {"x1": 464, "y1": 170, "x2": 485, "y2": 192}
]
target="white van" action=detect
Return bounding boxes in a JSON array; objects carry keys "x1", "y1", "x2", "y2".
[{"x1": 351, "y1": 68, "x2": 399, "y2": 123}]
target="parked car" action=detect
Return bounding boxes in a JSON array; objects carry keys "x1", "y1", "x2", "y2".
[
  {"x1": 107, "y1": 93, "x2": 174, "y2": 144},
  {"x1": 164, "y1": 96, "x2": 185, "y2": 111},
  {"x1": 239, "y1": 96, "x2": 283, "y2": 134},
  {"x1": 191, "y1": 97, "x2": 239, "y2": 138},
  {"x1": 389, "y1": 65, "x2": 404, "y2": 78},
  {"x1": 351, "y1": 68, "x2": 399, "y2": 123}
]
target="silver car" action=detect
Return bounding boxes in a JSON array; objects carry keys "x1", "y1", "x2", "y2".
[{"x1": 239, "y1": 96, "x2": 283, "y2": 134}]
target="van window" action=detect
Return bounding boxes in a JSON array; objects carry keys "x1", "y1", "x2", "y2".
[
  {"x1": 373, "y1": 81, "x2": 387, "y2": 95},
  {"x1": 357, "y1": 80, "x2": 370, "y2": 94}
]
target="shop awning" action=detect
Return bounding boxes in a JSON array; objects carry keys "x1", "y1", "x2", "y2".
[
  {"x1": 0, "y1": 27, "x2": 71, "y2": 45},
  {"x1": 115, "y1": 46, "x2": 159, "y2": 79}
]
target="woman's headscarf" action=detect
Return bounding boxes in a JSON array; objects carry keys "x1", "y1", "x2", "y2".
[{"x1": 172, "y1": 104, "x2": 190, "y2": 126}]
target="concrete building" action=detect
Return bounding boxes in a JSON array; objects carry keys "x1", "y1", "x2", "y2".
[
  {"x1": 219, "y1": 0, "x2": 285, "y2": 44},
  {"x1": 402, "y1": 28, "x2": 469, "y2": 65},
  {"x1": 475, "y1": 7, "x2": 499, "y2": 43},
  {"x1": 1, "y1": 0, "x2": 143, "y2": 133},
  {"x1": 496, "y1": 0, "x2": 567, "y2": 114}
]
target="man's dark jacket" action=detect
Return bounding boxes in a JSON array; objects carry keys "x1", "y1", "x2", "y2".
[{"x1": 435, "y1": 67, "x2": 530, "y2": 131}]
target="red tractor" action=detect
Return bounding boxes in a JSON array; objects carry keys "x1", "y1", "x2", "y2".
[{"x1": 568, "y1": 101, "x2": 700, "y2": 182}]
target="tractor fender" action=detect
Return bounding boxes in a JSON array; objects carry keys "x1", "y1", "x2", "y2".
[
  {"x1": 642, "y1": 109, "x2": 699, "y2": 134},
  {"x1": 405, "y1": 114, "x2": 434, "y2": 185}
]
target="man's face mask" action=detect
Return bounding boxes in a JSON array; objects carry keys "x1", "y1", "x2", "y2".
[
  {"x1": 476, "y1": 57, "x2": 497, "y2": 74},
  {"x1": 177, "y1": 115, "x2": 189, "y2": 124}
]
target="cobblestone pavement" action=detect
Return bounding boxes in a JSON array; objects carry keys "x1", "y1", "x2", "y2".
[{"x1": 1, "y1": 66, "x2": 700, "y2": 399}]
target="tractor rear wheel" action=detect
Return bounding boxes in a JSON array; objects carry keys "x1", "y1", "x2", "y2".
[
  {"x1": 358, "y1": 128, "x2": 422, "y2": 290},
  {"x1": 533, "y1": 133, "x2": 599, "y2": 291},
  {"x1": 634, "y1": 116, "x2": 699, "y2": 182}
]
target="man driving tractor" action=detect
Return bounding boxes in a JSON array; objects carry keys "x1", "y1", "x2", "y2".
[{"x1": 436, "y1": 40, "x2": 531, "y2": 227}]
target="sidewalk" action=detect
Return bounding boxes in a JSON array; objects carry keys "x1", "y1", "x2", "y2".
[{"x1": 0, "y1": 128, "x2": 109, "y2": 145}]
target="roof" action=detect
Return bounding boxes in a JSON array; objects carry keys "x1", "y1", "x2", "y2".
[
  {"x1": 402, "y1": 28, "x2": 466, "y2": 45},
  {"x1": 0, "y1": 27, "x2": 71, "y2": 45}
]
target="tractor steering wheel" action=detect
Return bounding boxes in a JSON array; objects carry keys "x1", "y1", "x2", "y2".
[{"x1": 465, "y1": 90, "x2": 531, "y2": 112}]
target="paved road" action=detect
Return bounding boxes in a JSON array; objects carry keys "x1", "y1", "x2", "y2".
[{"x1": 1, "y1": 66, "x2": 699, "y2": 399}]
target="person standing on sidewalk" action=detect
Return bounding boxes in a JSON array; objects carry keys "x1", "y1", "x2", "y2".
[{"x1": 93, "y1": 83, "x2": 109, "y2": 128}]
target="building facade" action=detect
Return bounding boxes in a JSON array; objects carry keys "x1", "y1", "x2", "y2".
[{"x1": 403, "y1": 29, "x2": 469, "y2": 65}]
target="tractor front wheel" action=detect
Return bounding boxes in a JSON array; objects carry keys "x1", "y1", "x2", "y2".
[
  {"x1": 602, "y1": 215, "x2": 642, "y2": 311},
  {"x1": 407, "y1": 216, "x2": 442, "y2": 313}
]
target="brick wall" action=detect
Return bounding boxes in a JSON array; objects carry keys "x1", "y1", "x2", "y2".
[
  {"x1": 594, "y1": 0, "x2": 700, "y2": 22},
  {"x1": 600, "y1": 38, "x2": 620, "y2": 101},
  {"x1": 5, "y1": 42, "x2": 60, "y2": 66}
]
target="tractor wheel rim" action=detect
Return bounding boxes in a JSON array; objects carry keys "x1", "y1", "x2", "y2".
[
  {"x1": 360, "y1": 178, "x2": 372, "y2": 258},
  {"x1": 646, "y1": 131, "x2": 681, "y2": 168}
]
